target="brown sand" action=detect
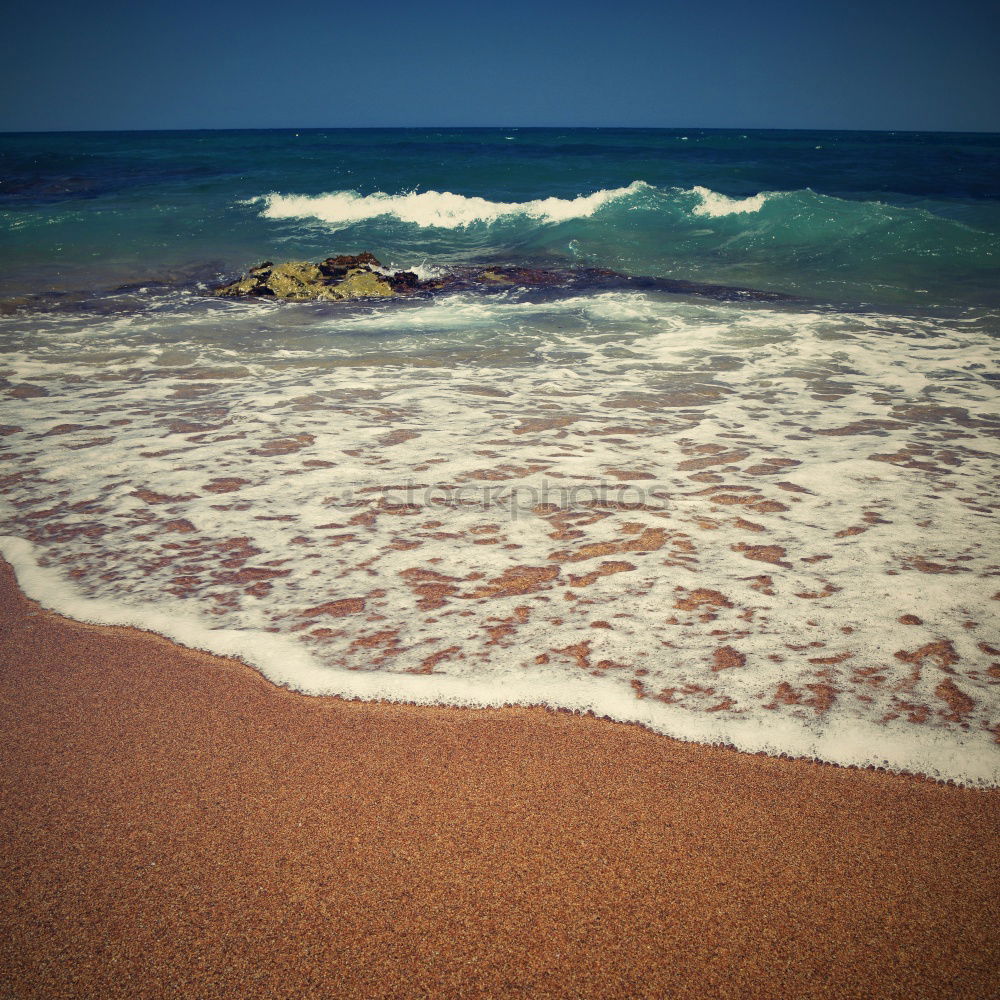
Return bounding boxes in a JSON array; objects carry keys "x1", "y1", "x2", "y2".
[{"x1": 0, "y1": 560, "x2": 997, "y2": 1000}]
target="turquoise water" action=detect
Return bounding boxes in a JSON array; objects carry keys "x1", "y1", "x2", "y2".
[
  {"x1": 2, "y1": 127, "x2": 999, "y2": 310},
  {"x1": 1, "y1": 128, "x2": 998, "y2": 784}
]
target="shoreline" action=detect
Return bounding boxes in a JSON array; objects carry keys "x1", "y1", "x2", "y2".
[
  {"x1": 3, "y1": 536, "x2": 994, "y2": 790},
  {"x1": 1, "y1": 558, "x2": 998, "y2": 998}
]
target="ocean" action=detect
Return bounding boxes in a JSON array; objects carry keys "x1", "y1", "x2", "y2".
[{"x1": 1, "y1": 127, "x2": 998, "y2": 785}]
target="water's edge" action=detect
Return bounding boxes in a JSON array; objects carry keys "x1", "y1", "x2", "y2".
[{"x1": 4, "y1": 534, "x2": 995, "y2": 788}]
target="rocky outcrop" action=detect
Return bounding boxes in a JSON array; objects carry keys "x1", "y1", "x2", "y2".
[
  {"x1": 214, "y1": 254, "x2": 409, "y2": 301},
  {"x1": 213, "y1": 254, "x2": 790, "y2": 303}
]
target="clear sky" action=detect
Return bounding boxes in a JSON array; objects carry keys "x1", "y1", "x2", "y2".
[{"x1": 2, "y1": 0, "x2": 998, "y2": 132}]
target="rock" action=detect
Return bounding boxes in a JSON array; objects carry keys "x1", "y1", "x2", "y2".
[
  {"x1": 472, "y1": 266, "x2": 566, "y2": 287},
  {"x1": 265, "y1": 261, "x2": 328, "y2": 300},
  {"x1": 319, "y1": 252, "x2": 382, "y2": 278},
  {"x1": 0, "y1": 296, "x2": 32, "y2": 316},
  {"x1": 389, "y1": 270, "x2": 421, "y2": 292},
  {"x1": 476, "y1": 269, "x2": 510, "y2": 284},
  {"x1": 214, "y1": 256, "x2": 398, "y2": 302},
  {"x1": 212, "y1": 254, "x2": 791, "y2": 304},
  {"x1": 326, "y1": 269, "x2": 393, "y2": 300}
]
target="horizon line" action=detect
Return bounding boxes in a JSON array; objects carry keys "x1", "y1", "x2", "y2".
[{"x1": 2, "y1": 124, "x2": 999, "y2": 137}]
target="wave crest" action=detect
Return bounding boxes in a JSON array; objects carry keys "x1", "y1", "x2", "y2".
[
  {"x1": 249, "y1": 181, "x2": 651, "y2": 231},
  {"x1": 687, "y1": 185, "x2": 772, "y2": 217}
]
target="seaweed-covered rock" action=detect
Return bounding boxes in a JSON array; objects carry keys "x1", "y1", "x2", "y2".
[
  {"x1": 330, "y1": 269, "x2": 394, "y2": 299},
  {"x1": 214, "y1": 255, "x2": 401, "y2": 301},
  {"x1": 215, "y1": 260, "x2": 323, "y2": 300}
]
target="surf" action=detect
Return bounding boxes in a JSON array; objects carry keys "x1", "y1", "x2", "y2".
[{"x1": 247, "y1": 181, "x2": 652, "y2": 230}]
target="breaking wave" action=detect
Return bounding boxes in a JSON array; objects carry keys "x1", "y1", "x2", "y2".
[
  {"x1": 248, "y1": 181, "x2": 651, "y2": 230},
  {"x1": 687, "y1": 185, "x2": 772, "y2": 217},
  {"x1": 249, "y1": 181, "x2": 784, "y2": 230}
]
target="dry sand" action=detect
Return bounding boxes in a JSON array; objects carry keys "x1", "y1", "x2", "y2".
[{"x1": 0, "y1": 558, "x2": 997, "y2": 999}]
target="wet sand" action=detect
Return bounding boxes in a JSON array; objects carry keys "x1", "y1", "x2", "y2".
[{"x1": 0, "y1": 558, "x2": 997, "y2": 1000}]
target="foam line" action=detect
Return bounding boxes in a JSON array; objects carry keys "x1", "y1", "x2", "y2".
[{"x1": 2, "y1": 535, "x2": 996, "y2": 788}]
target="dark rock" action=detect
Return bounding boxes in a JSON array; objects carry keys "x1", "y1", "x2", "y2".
[
  {"x1": 472, "y1": 266, "x2": 567, "y2": 287},
  {"x1": 318, "y1": 253, "x2": 382, "y2": 278},
  {"x1": 388, "y1": 270, "x2": 421, "y2": 292},
  {"x1": 212, "y1": 253, "x2": 791, "y2": 304}
]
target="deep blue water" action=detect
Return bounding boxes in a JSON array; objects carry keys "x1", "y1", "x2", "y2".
[{"x1": 1, "y1": 127, "x2": 998, "y2": 311}]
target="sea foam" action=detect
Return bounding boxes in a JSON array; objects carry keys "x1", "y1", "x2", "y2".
[
  {"x1": 2, "y1": 533, "x2": 996, "y2": 788},
  {"x1": 1, "y1": 291, "x2": 998, "y2": 788},
  {"x1": 249, "y1": 181, "x2": 650, "y2": 230}
]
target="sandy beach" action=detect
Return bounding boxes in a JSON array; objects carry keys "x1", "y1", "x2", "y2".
[{"x1": 0, "y1": 557, "x2": 997, "y2": 999}]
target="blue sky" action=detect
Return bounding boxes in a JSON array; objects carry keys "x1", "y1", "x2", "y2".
[{"x1": 2, "y1": 0, "x2": 998, "y2": 131}]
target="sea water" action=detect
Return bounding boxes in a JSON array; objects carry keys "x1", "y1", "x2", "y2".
[{"x1": 1, "y1": 128, "x2": 998, "y2": 785}]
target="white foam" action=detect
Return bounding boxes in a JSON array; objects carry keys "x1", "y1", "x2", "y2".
[
  {"x1": 2, "y1": 293, "x2": 998, "y2": 788},
  {"x1": 2, "y1": 534, "x2": 994, "y2": 787},
  {"x1": 382, "y1": 261, "x2": 445, "y2": 282},
  {"x1": 248, "y1": 182, "x2": 650, "y2": 230},
  {"x1": 688, "y1": 185, "x2": 771, "y2": 217}
]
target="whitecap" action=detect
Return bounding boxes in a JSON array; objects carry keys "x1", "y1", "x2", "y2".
[
  {"x1": 246, "y1": 181, "x2": 651, "y2": 231},
  {"x1": 687, "y1": 185, "x2": 771, "y2": 217}
]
